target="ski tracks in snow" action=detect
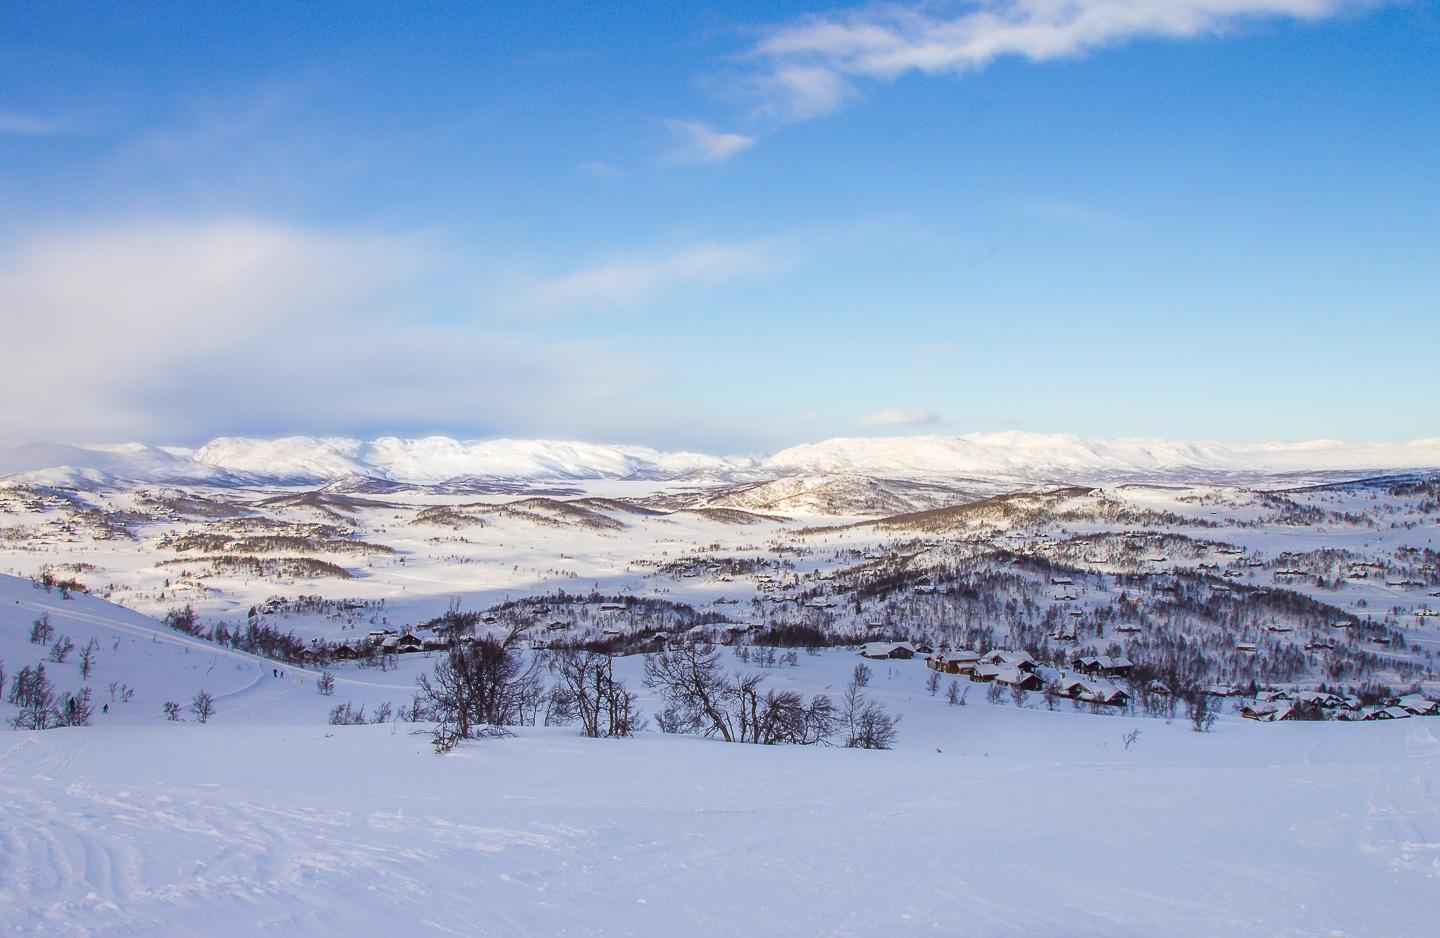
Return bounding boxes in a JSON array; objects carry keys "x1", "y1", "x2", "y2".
[
  {"x1": 1360, "y1": 720, "x2": 1440, "y2": 877},
  {"x1": 0, "y1": 759, "x2": 583, "y2": 936}
]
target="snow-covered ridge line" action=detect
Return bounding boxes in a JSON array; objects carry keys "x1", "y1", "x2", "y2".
[{"x1": 2, "y1": 431, "x2": 1439, "y2": 487}]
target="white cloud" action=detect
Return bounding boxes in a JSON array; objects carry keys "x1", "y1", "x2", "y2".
[
  {"x1": 857, "y1": 407, "x2": 941, "y2": 427},
  {"x1": 527, "y1": 238, "x2": 792, "y2": 310},
  {"x1": 749, "y1": 0, "x2": 1376, "y2": 120},
  {"x1": 663, "y1": 119, "x2": 756, "y2": 164},
  {"x1": 0, "y1": 218, "x2": 761, "y2": 448},
  {"x1": 0, "y1": 219, "x2": 421, "y2": 443}
]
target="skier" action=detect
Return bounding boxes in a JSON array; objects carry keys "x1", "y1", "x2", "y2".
[{"x1": 102, "y1": 703, "x2": 108, "y2": 714}]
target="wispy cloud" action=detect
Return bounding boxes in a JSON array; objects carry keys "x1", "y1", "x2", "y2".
[
  {"x1": 857, "y1": 407, "x2": 941, "y2": 427},
  {"x1": 663, "y1": 119, "x2": 755, "y2": 164},
  {"x1": 0, "y1": 112, "x2": 81, "y2": 137},
  {"x1": 527, "y1": 238, "x2": 792, "y2": 310},
  {"x1": 748, "y1": 0, "x2": 1376, "y2": 121},
  {"x1": 578, "y1": 160, "x2": 622, "y2": 178}
]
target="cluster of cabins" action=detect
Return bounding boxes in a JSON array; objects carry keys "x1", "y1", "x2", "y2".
[
  {"x1": 859, "y1": 642, "x2": 1440, "y2": 725},
  {"x1": 318, "y1": 622, "x2": 487, "y2": 661},
  {"x1": 912, "y1": 647, "x2": 1134, "y2": 707},
  {"x1": 1241, "y1": 689, "x2": 1439, "y2": 723}
]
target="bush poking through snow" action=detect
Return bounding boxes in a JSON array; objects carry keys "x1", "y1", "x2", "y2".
[
  {"x1": 329, "y1": 702, "x2": 367, "y2": 725},
  {"x1": 164, "y1": 605, "x2": 200, "y2": 636},
  {"x1": 163, "y1": 701, "x2": 183, "y2": 721}
]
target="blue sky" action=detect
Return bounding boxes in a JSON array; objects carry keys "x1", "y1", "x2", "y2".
[{"x1": 1, "y1": 0, "x2": 1436, "y2": 452}]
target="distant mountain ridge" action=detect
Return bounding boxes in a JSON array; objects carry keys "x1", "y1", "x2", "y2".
[{"x1": 2, "y1": 431, "x2": 1439, "y2": 489}]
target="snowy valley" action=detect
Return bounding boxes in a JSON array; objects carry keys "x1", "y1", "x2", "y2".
[{"x1": 2, "y1": 432, "x2": 1439, "y2": 936}]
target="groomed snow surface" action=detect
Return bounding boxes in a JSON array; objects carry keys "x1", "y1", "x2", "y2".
[{"x1": 2, "y1": 577, "x2": 1438, "y2": 937}]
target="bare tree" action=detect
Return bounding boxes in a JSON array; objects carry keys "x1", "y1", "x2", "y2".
[
  {"x1": 549, "y1": 650, "x2": 644, "y2": 738},
  {"x1": 946, "y1": 680, "x2": 965, "y2": 706},
  {"x1": 56, "y1": 688, "x2": 94, "y2": 727},
  {"x1": 190, "y1": 690, "x2": 215, "y2": 724},
  {"x1": 79, "y1": 639, "x2": 99, "y2": 679},
  {"x1": 840, "y1": 677, "x2": 900, "y2": 749},
  {"x1": 48, "y1": 635, "x2": 75, "y2": 664},
  {"x1": 30, "y1": 614, "x2": 54, "y2": 645},
  {"x1": 730, "y1": 673, "x2": 835, "y2": 745},
  {"x1": 643, "y1": 643, "x2": 737, "y2": 741},
  {"x1": 417, "y1": 630, "x2": 543, "y2": 751},
  {"x1": 1186, "y1": 693, "x2": 1217, "y2": 733},
  {"x1": 925, "y1": 670, "x2": 941, "y2": 696},
  {"x1": 852, "y1": 662, "x2": 872, "y2": 688},
  {"x1": 163, "y1": 701, "x2": 183, "y2": 721},
  {"x1": 317, "y1": 671, "x2": 336, "y2": 696}
]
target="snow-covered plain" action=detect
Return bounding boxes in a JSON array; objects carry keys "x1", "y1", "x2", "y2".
[{"x1": 3, "y1": 576, "x2": 1439, "y2": 936}]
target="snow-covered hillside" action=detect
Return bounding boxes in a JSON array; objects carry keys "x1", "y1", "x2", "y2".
[
  {"x1": 3, "y1": 574, "x2": 1438, "y2": 937},
  {"x1": 765, "y1": 431, "x2": 1440, "y2": 480},
  {"x1": 4, "y1": 431, "x2": 1439, "y2": 489}
]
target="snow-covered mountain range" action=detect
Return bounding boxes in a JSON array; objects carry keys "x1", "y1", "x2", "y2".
[{"x1": 2, "y1": 431, "x2": 1439, "y2": 489}]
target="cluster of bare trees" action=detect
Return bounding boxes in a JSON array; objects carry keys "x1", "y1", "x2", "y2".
[
  {"x1": 161, "y1": 691, "x2": 214, "y2": 723},
  {"x1": 411, "y1": 632, "x2": 902, "y2": 751},
  {"x1": 328, "y1": 699, "x2": 417, "y2": 725},
  {"x1": 6, "y1": 663, "x2": 92, "y2": 729},
  {"x1": 642, "y1": 644, "x2": 898, "y2": 748},
  {"x1": 29, "y1": 614, "x2": 55, "y2": 645},
  {"x1": 547, "y1": 651, "x2": 644, "y2": 738},
  {"x1": 417, "y1": 632, "x2": 546, "y2": 752}
]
